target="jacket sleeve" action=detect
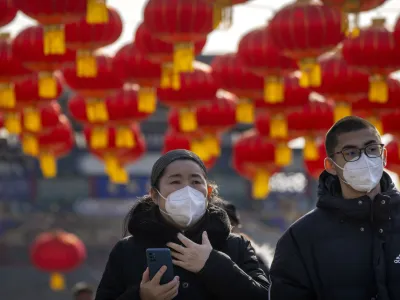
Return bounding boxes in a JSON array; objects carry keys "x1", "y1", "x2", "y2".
[
  {"x1": 269, "y1": 228, "x2": 316, "y2": 300},
  {"x1": 95, "y1": 240, "x2": 141, "y2": 300},
  {"x1": 197, "y1": 235, "x2": 270, "y2": 300}
]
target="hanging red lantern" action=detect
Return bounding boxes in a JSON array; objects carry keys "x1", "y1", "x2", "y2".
[
  {"x1": 0, "y1": 113, "x2": 3, "y2": 128},
  {"x1": 20, "y1": 101, "x2": 61, "y2": 135},
  {"x1": 385, "y1": 140, "x2": 400, "y2": 175},
  {"x1": 0, "y1": 0, "x2": 17, "y2": 27},
  {"x1": 304, "y1": 140, "x2": 326, "y2": 180},
  {"x1": 143, "y1": 0, "x2": 213, "y2": 74},
  {"x1": 317, "y1": 47, "x2": 370, "y2": 121},
  {"x1": 211, "y1": 53, "x2": 264, "y2": 124},
  {"x1": 113, "y1": 42, "x2": 161, "y2": 114},
  {"x1": 342, "y1": 18, "x2": 400, "y2": 103},
  {"x1": 64, "y1": 6, "x2": 122, "y2": 77},
  {"x1": 14, "y1": 0, "x2": 86, "y2": 55},
  {"x1": 84, "y1": 124, "x2": 146, "y2": 184},
  {"x1": 232, "y1": 129, "x2": 279, "y2": 200},
  {"x1": 163, "y1": 129, "x2": 218, "y2": 170},
  {"x1": 158, "y1": 62, "x2": 219, "y2": 133},
  {"x1": 268, "y1": 0, "x2": 344, "y2": 88},
  {"x1": 237, "y1": 25, "x2": 297, "y2": 103},
  {"x1": 30, "y1": 230, "x2": 86, "y2": 291}
]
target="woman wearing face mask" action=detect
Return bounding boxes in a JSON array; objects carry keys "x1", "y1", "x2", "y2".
[{"x1": 95, "y1": 149, "x2": 270, "y2": 300}]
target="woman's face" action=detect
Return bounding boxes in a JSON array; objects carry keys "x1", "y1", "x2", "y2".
[{"x1": 154, "y1": 159, "x2": 208, "y2": 211}]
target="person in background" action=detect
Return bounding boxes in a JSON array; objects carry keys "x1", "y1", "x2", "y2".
[
  {"x1": 215, "y1": 199, "x2": 273, "y2": 276},
  {"x1": 72, "y1": 282, "x2": 94, "y2": 300},
  {"x1": 270, "y1": 116, "x2": 400, "y2": 300},
  {"x1": 95, "y1": 149, "x2": 269, "y2": 300}
]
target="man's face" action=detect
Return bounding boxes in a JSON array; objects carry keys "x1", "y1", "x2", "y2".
[{"x1": 75, "y1": 291, "x2": 93, "y2": 300}]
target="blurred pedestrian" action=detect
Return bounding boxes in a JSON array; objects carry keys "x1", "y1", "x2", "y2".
[{"x1": 72, "y1": 282, "x2": 94, "y2": 300}]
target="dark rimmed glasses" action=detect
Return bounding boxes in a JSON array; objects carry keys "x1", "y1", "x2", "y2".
[{"x1": 332, "y1": 143, "x2": 385, "y2": 162}]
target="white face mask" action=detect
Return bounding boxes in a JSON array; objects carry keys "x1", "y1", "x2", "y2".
[
  {"x1": 157, "y1": 186, "x2": 207, "y2": 228},
  {"x1": 331, "y1": 153, "x2": 384, "y2": 193}
]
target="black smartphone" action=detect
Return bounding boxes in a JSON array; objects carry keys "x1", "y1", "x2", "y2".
[{"x1": 146, "y1": 248, "x2": 175, "y2": 285}]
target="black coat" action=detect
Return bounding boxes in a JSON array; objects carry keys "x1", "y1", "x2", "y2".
[
  {"x1": 270, "y1": 171, "x2": 400, "y2": 300},
  {"x1": 95, "y1": 200, "x2": 269, "y2": 300}
]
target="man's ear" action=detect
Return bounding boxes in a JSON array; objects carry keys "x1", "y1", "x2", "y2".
[
  {"x1": 383, "y1": 148, "x2": 387, "y2": 167},
  {"x1": 324, "y1": 157, "x2": 337, "y2": 175}
]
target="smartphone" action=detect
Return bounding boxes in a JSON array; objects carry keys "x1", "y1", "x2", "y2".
[{"x1": 146, "y1": 248, "x2": 175, "y2": 285}]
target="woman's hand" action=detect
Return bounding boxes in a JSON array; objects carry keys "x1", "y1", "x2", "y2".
[
  {"x1": 167, "y1": 231, "x2": 213, "y2": 273},
  {"x1": 139, "y1": 266, "x2": 180, "y2": 300}
]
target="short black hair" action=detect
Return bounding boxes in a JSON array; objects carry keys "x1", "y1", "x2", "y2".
[
  {"x1": 325, "y1": 116, "x2": 378, "y2": 156},
  {"x1": 213, "y1": 199, "x2": 241, "y2": 227},
  {"x1": 72, "y1": 282, "x2": 93, "y2": 298}
]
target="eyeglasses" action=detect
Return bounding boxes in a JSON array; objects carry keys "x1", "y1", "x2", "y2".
[{"x1": 333, "y1": 143, "x2": 385, "y2": 162}]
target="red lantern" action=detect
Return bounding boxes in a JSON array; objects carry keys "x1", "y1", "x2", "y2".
[
  {"x1": 163, "y1": 129, "x2": 218, "y2": 170},
  {"x1": 317, "y1": 47, "x2": 370, "y2": 121},
  {"x1": 143, "y1": 0, "x2": 213, "y2": 73},
  {"x1": 268, "y1": 0, "x2": 344, "y2": 88},
  {"x1": 158, "y1": 62, "x2": 219, "y2": 132},
  {"x1": 21, "y1": 101, "x2": 61, "y2": 134},
  {"x1": 386, "y1": 140, "x2": 400, "y2": 175},
  {"x1": 232, "y1": 129, "x2": 279, "y2": 199},
  {"x1": 342, "y1": 18, "x2": 400, "y2": 103},
  {"x1": 64, "y1": 7, "x2": 122, "y2": 77},
  {"x1": 0, "y1": 113, "x2": 3, "y2": 128},
  {"x1": 14, "y1": 0, "x2": 86, "y2": 55},
  {"x1": 304, "y1": 141, "x2": 326, "y2": 180},
  {"x1": 211, "y1": 53, "x2": 264, "y2": 124},
  {"x1": 237, "y1": 25, "x2": 297, "y2": 103},
  {"x1": 0, "y1": 0, "x2": 17, "y2": 27},
  {"x1": 113, "y1": 42, "x2": 161, "y2": 114},
  {"x1": 30, "y1": 230, "x2": 86, "y2": 291}
]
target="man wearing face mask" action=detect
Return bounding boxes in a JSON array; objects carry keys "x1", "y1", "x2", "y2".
[{"x1": 270, "y1": 116, "x2": 400, "y2": 300}]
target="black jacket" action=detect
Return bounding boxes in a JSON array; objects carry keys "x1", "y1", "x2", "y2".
[
  {"x1": 270, "y1": 171, "x2": 400, "y2": 300},
  {"x1": 95, "y1": 200, "x2": 269, "y2": 300}
]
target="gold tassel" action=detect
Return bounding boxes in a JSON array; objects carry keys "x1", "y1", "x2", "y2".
[
  {"x1": 265, "y1": 76, "x2": 284, "y2": 103},
  {"x1": 86, "y1": 98, "x2": 108, "y2": 122},
  {"x1": 109, "y1": 167, "x2": 129, "y2": 184},
  {"x1": 252, "y1": 169, "x2": 270, "y2": 200},
  {"x1": 179, "y1": 109, "x2": 197, "y2": 132},
  {"x1": 40, "y1": 153, "x2": 57, "y2": 178},
  {"x1": 22, "y1": 135, "x2": 39, "y2": 156},
  {"x1": 138, "y1": 87, "x2": 157, "y2": 113},
  {"x1": 50, "y1": 273, "x2": 65, "y2": 291},
  {"x1": 0, "y1": 83, "x2": 15, "y2": 108},
  {"x1": 304, "y1": 137, "x2": 319, "y2": 161},
  {"x1": 274, "y1": 142, "x2": 292, "y2": 167},
  {"x1": 171, "y1": 72, "x2": 181, "y2": 90},
  {"x1": 270, "y1": 115, "x2": 288, "y2": 139},
  {"x1": 90, "y1": 127, "x2": 108, "y2": 149},
  {"x1": 203, "y1": 135, "x2": 220, "y2": 157},
  {"x1": 116, "y1": 127, "x2": 135, "y2": 148},
  {"x1": 213, "y1": 4, "x2": 223, "y2": 29},
  {"x1": 191, "y1": 139, "x2": 210, "y2": 162},
  {"x1": 334, "y1": 102, "x2": 351, "y2": 122},
  {"x1": 43, "y1": 25, "x2": 66, "y2": 55},
  {"x1": 5, "y1": 113, "x2": 21, "y2": 134},
  {"x1": 367, "y1": 116, "x2": 383, "y2": 134},
  {"x1": 77, "y1": 50, "x2": 97, "y2": 77},
  {"x1": 38, "y1": 72, "x2": 57, "y2": 98},
  {"x1": 86, "y1": 0, "x2": 109, "y2": 24},
  {"x1": 173, "y1": 43, "x2": 194, "y2": 73},
  {"x1": 341, "y1": 12, "x2": 349, "y2": 34},
  {"x1": 161, "y1": 64, "x2": 172, "y2": 88},
  {"x1": 368, "y1": 75, "x2": 388, "y2": 103},
  {"x1": 23, "y1": 108, "x2": 41, "y2": 132},
  {"x1": 236, "y1": 99, "x2": 254, "y2": 124},
  {"x1": 299, "y1": 59, "x2": 321, "y2": 87},
  {"x1": 105, "y1": 154, "x2": 119, "y2": 175}
]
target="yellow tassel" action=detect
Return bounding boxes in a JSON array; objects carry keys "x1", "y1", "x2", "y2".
[
  {"x1": 38, "y1": 72, "x2": 57, "y2": 98},
  {"x1": 368, "y1": 76, "x2": 388, "y2": 103},
  {"x1": 161, "y1": 64, "x2": 172, "y2": 88},
  {"x1": 0, "y1": 83, "x2": 15, "y2": 108},
  {"x1": 50, "y1": 273, "x2": 65, "y2": 291},
  {"x1": 274, "y1": 142, "x2": 292, "y2": 167},
  {"x1": 171, "y1": 72, "x2": 181, "y2": 90},
  {"x1": 304, "y1": 137, "x2": 319, "y2": 161},
  {"x1": 95, "y1": 101, "x2": 108, "y2": 121},
  {"x1": 299, "y1": 59, "x2": 321, "y2": 88},
  {"x1": 138, "y1": 87, "x2": 157, "y2": 113},
  {"x1": 213, "y1": 4, "x2": 223, "y2": 29},
  {"x1": 236, "y1": 100, "x2": 254, "y2": 124},
  {"x1": 109, "y1": 166, "x2": 129, "y2": 184},
  {"x1": 203, "y1": 135, "x2": 220, "y2": 157},
  {"x1": 367, "y1": 116, "x2": 383, "y2": 134},
  {"x1": 90, "y1": 127, "x2": 108, "y2": 149},
  {"x1": 334, "y1": 103, "x2": 351, "y2": 122},
  {"x1": 341, "y1": 12, "x2": 349, "y2": 34},
  {"x1": 252, "y1": 169, "x2": 270, "y2": 200},
  {"x1": 86, "y1": 100, "x2": 96, "y2": 122},
  {"x1": 179, "y1": 109, "x2": 197, "y2": 132},
  {"x1": 270, "y1": 115, "x2": 288, "y2": 139},
  {"x1": 40, "y1": 153, "x2": 57, "y2": 178},
  {"x1": 191, "y1": 140, "x2": 211, "y2": 162},
  {"x1": 116, "y1": 127, "x2": 135, "y2": 148},
  {"x1": 86, "y1": 0, "x2": 109, "y2": 24},
  {"x1": 43, "y1": 25, "x2": 66, "y2": 55},
  {"x1": 77, "y1": 50, "x2": 97, "y2": 78},
  {"x1": 23, "y1": 108, "x2": 41, "y2": 132},
  {"x1": 22, "y1": 135, "x2": 39, "y2": 156},
  {"x1": 5, "y1": 113, "x2": 21, "y2": 134},
  {"x1": 173, "y1": 43, "x2": 194, "y2": 73},
  {"x1": 265, "y1": 77, "x2": 284, "y2": 103},
  {"x1": 105, "y1": 154, "x2": 119, "y2": 175}
]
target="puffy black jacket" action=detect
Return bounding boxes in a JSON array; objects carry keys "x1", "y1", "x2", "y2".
[
  {"x1": 95, "y1": 199, "x2": 269, "y2": 300},
  {"x1": 270, "y1": 171, "x2": 400, "y2": 300}
]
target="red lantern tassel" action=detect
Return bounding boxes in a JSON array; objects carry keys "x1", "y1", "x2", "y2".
[
  {"x1": 138, "y1": 87, "x2": 157, "y2": 113},
  {"x1": 43, "y1": 25, "x2": 66, "y2": 55},
  {"x1": 0, "y1": 83, "x2": 15, "y2": 109},
  {"x1": 77, "y1": 50, "x2": 97, "y2": 78},
  {"x1": 4, "y1": 113, "x2": 21, "y2": 134},
  {"x1": 116, "y1": 126, "x2": 136, "y2": 148},
  {"x1": 270, "y1": 114, "x2": 288, "y2": 139},
  {"x1": 86, "y1": 0, "x2": 109, "y2": 24},
  {"x1": 90, "y1": 127, "x2": 108, "y2": 149},
  {"x1": 40, "y1": 153, "x2": 57, "y2": 178},
  {"x1": 22, "y1": 134, "x2": 39, "y2": 156},
  {"x1": 235, "y1": 99, "x2": 254, "y2": 124},
  {"x1": 173, "y1": 43, "x2": 194, "y2": 73},
  {"x1": 50, "y1": 272, "x2": 65, "y2": 291},
  {"x1": 23, "y1": 107, "x2": 42, "y2": 132},
  {"x1": 179, "y1": 108, "x2": 197, "y2": 132},
  {"x1": 252, "y1": 169, "x2": 270, "y2": 200},
  {"x1": 38, "y1": 72, "x2": 57, "y2": 98},
  {"x1": 274, "y1": 142, "x2": 292, "y2": 167}
]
